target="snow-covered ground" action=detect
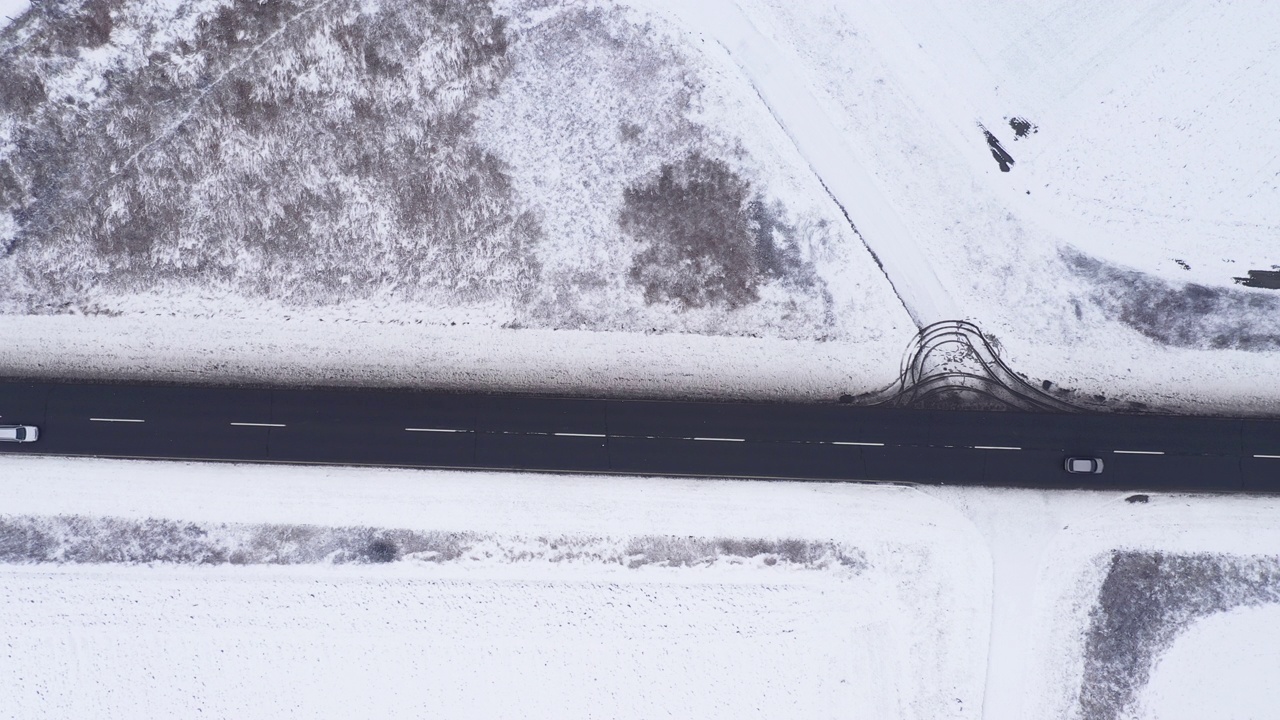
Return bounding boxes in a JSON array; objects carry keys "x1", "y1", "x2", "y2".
[
  {"x1": 4, "y1": 2, "x2": 1278, "y2": 716},
  {"x1": 4, "y1": 456, "x2": 1280, "y2": 719},
  {"x1": 0, "y1": 310, "x2": 897, "y2": 400},
  {"x1": 0, "y1": 456, "x2": 989, "y2": 719},
  {"x1": 1135, "y1": 604, "x2": 1280, "y2": 720},
  {"x1": 712, "y1": 0, "x2": 1280, "y2": 410},
  {"x1": 2, "y1": 0, "x2": 1277, "y2": 411}
]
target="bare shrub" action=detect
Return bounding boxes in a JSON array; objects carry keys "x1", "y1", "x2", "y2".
[
  {"x1": 0, "y1": 516, "x2": 865, "y2": 576},
  {"x1": 365, "y1": 538, "x2": 397, "y2": 563},
  {"x1": 0, "y1": 520, "x2": 58, "y2": 562},
  {"x1": 622, "y1": 152, "x2": 760, "y2": 310},
  {"x1": 620, "y1": 153, "x2": 824, "y2": 314},
  {"x1": 623, "y1": 534, "x2": 865, "y2": 571}
]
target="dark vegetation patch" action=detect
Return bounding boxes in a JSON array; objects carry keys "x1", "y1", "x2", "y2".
[
  {"x1": 979, "y1": 123, "x2": 1014, "y2": 172},
  {"x1": 622, "y1": 535, "x2": 865, "y2": 571},
  {"x1": 1007, "y1": 116, "x2": 1037, "y2": 139},
  {"x1": 620, "y1": 152, "x2": 820, "y2": 310},
  {"x1": 0, "y1": 514, "x2": 867, "y2": 572},
  {"x1": 1062, "y1": 248, "x2": 1280, "y2": 351},
  {"x1": 1233, "y1": 269, "x2": 1280, "y2": 290},
  {"x1": 0, "y1": 0, "x2": 539, "y2": 309},
  {"x1": 1077, "y1": 551, "x2": 1280, "y2": 720}
]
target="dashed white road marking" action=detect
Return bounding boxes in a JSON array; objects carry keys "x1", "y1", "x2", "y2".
[
  {"x1": 831, "y1": 441, "x2": 885, "y2": 447},
  {"x1": 974, "y1": 445, "x2": 1021, "y2": 451},
  {"x1": 553, "y1": 432, "x2": 607, "y2": 438},
  {"x1": 229, "y1": 422, "x2": 286, "y2": 428},
  {"x1": 1255, "y1": 454, "x2": 1280, "y2": 459},
  {"x1": 404, "y1": 427, "x2": 467, "y2": 433},
  {"x1": 692, "y1": 437, "x2": 746, "y2": 442},
  {"x1": 89, "y1": 418, "x2": 145, "y2": 423},
  {"x1": 1113, "y1": 450, "x2": 1165, "y2": 455}
]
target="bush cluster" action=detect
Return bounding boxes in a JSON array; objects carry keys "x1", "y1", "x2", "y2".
[{"x1": 1, "y1": 0, "x2": 539, "y2": 308}]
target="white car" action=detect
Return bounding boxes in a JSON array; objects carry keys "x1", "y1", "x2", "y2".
[
  {"x1": 0, "y1": 425, "x2": 39, "y2": 443},
  {"x1": 1064, "y1": 456, "x2": 1103, "y2": 474}
]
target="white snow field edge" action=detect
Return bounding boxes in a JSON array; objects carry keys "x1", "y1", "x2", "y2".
[{"x1": 5, "y1": 456, "x2": 1280, "y2": 719}]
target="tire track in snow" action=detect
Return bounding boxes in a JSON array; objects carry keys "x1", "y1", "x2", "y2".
[{"x1": 634, "y1": 0, "x2": 959, "y2": 329}]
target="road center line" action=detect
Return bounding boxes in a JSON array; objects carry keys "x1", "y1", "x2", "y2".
[
  {"x1": 89, "y1": 417, "x2": 145, "y2": 423},
  {"x1": 973, "y1": 445, "x2": 1021, "y2": 451},
  {"x1": 832, "y1": 441, "x2": 885, "y2": 447},
  {"x1": 553, "y1": 432, "x2": 606, "y2": 438},
  {"x1": 404, "y1": 427, "x2": 467, "y2": 433},
  {"x1": 692, "y1": 437, "x2": 746, "y2": 442},
  {"x1": 1113, "y1": 450, "x2": 1165, "y2": 455},
  {"x1": 1255, "y1": 454, "x2": 1280, "y2": 459},
  {"x1": 229, "y1": 422, "x2": 286, "y2": 428}
]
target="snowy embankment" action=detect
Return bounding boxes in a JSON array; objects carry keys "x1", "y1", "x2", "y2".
[
  {"x1": 0, "y1": 312, "x2": 891, "y2": 400},
  {"x1": 4, "y1": 456, "x2": 1280, "y2": 719}
]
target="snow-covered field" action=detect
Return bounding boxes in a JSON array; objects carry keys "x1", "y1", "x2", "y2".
[
  {"x1": 3, "y1": 456, "x2": 1280, "y2": 719},
  {"x1": 4, "y1": 2, "x2": 1279, "y2": 716},
  {"x1": 0, "y1": 456, "x2": 989, "y2": 719},
  {"x1": 1, "y1": 0, "x2": 1276, "y2": 410}
]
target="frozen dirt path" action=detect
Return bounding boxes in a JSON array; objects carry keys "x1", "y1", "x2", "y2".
[{"x1": 636, "y1": 0, "x2": 960, "y2": 329}]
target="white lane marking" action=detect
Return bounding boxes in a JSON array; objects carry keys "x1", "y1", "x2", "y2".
[
  {"x1": 692, "y1": 437, "x2": 746, "y2": 442},
  {"x1": 974, "y1": 445, "x2": 1021, "y2": 451},
  {"x1": 89, "y1": 417, "x2": 145, "y2": 423},
  {"x1": 229, "y1": 422, "x2": 286, "y2": 428},
  {"x1": 1255, "y1": 454, "x2": 1280, "y2": 459},
  {"x1": 553, "y1": 432, "x2": 606, "y2": 438},
  {"x1": 1113, "y1": 450, "x2": 1165, "y2": 455},
  {"x1": 404, "y1": 427, "x2": 468, "y2": 433},
  {"x1": 832, "y1": 441, "x2": 885, "y2": 447}
]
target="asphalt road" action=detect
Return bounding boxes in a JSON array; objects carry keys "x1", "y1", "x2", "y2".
[{"x1": 1, "y1": 380, "x2": 1277, "y2": 492}]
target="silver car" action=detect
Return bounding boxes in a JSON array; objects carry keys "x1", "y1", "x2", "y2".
[{"x1": 0, "y1": 425, "x2": 39, "y2": 443}]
